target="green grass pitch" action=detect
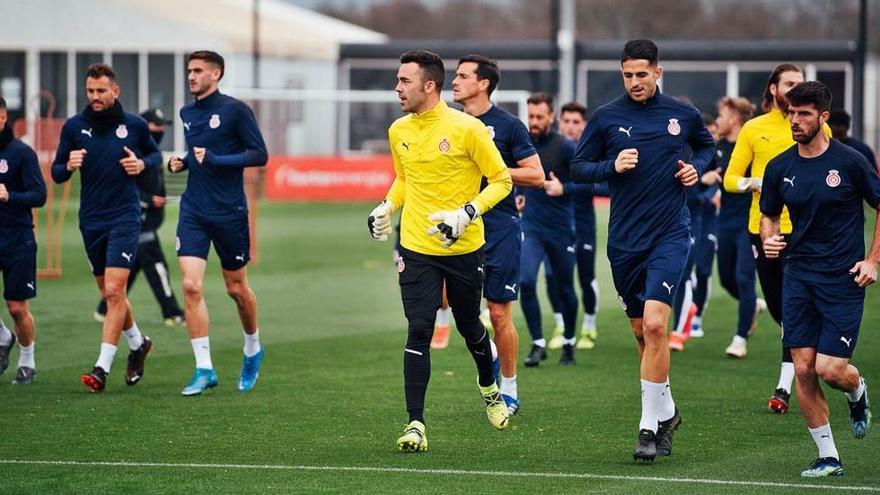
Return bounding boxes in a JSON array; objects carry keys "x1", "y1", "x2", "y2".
[{"x1": 0, "y1": 201, "x2": 877, "y2": 494}]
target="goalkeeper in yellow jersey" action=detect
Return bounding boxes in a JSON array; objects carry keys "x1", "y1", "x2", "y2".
[{"x1": 367, "y1": 49, "x2": 513, "y2": 452}]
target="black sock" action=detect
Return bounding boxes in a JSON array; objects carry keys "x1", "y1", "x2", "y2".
[
  {"x1": 460, "y1": 326, "x2": 495, "y2": 387},
  {"x1": 404, "y1": 348, "x2": 430, "y2": 424}
]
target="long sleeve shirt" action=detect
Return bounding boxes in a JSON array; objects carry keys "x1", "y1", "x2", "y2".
[
  {"x1": 0, "y1": 136, "x2": 46, "y2": 251},
  {"x1": 178, "y1": 90, "x2": 268, "y2": 219},
  {"x1": 722, "y1": 107, "x2": 831, "y2": 235},
  {"x1": 570, "y1": 92, "x2": 715, "y2": 252},
  {"x1": 386, "y1": 100, "x2": 512, "y2": 256},
  {"x1": 52, "y1": 111, "x2": 161, "y2": 228}
]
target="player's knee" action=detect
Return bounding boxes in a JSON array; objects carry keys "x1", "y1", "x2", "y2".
[
  {"x1": 5, "y1": 301, "x2": 29, "y2": 322},
  {"x1": 103, "y1": 282, "x2": 126, "y2": 304},
  {"x1": 794, "y1": 360, "x2": 818, "y2": 381},
  {"x1": 815, "y1": 359, "x2": 845, "y2": 385},
  {"x1": 182, "y1": 278, "x2": 203, "y2": 301},
  {"x1": 406, "y1": 315, "x2": 435, "y2": 348},
  {"x1": 488, "y1": 304, "x2": 509, "y2": 329},
  {"x1": 519, "y1": 278, "x2": 537, "y2": 295},
  {"x1": 225, "y1": 280, "x2": 249, "y2": 303},
  {"x1": 641, "y1": 319, "x2": 666, "y2": 342}
]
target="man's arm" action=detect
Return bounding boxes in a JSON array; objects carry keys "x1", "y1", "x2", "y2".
[
  {"x1": 851, "y1": 155, "x2": 880, "y2": 286},
  {"x1": 51, "y1": 124, "x2": 77, "y2": 184},
  {"x1": 507, "y1": 120, "x2": 544, "y2": 187},
  {"x1": 6, "y1": 147, "x2": 47, "y2": 208},
  {"x1": 723, "y1": 126, "x2": 757, "y2": 193},
  {"x1": 203, "y1": 105, "x2": 268, "y2": 168},
  {"x1": 511, "y1": 153, "x2": 544, "y2": 187},
  {"x1": 571, "y1": 115, "x2": 619, "y2": 183},
  {"x1": 468, "y1": 124, "x2": 513, "y2": 213},
  {"x1": 758, "y1": 164, "x2": 785, "y2": 257}
]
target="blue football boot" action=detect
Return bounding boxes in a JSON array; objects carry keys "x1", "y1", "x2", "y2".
[
  {"x1": 238, "y1": 347, "x2": 264, "y2": 392},
  {"x1": 181, "y1": 367, "x2": 218, "y2": 396}
]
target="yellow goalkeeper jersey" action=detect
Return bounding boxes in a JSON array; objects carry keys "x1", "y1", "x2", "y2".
[
  {"x1": 723, "y1": 107, "x2": 831, "y2": 234},
  {"x1": 386, "y1": 100, "x2": 512, "y2": 256}
]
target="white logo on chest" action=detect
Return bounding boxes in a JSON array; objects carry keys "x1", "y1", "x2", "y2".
[
  {"x1": 115, "y1": 125, "x2": 128, "y2": 139},
  {"x1": 783, "y1": 176, "x2": 796, "y2": 187},
  {"x1": 826, "y1": 170, "x2": 841, "y2": 188},
  {"x1": 209, "y1": 114, "x2": 221, "y2": 129},
  {"x1": 486, "y1": 125, "x2": 495, "y2": 139},
  {"x1": 667, "y1": 119, "x2": 681, "y2": 136},
  {"x1": 618, "y1": 126, "x2": 632, "y2": 137},
  {"x1": 81, "y1": 128, "x2": 93, "y2": 138},
  {"x1": 0, "y1": 159, "x2": 7, "y2": 174},
  {"x1": 183, "y1": 122, "x2": 191, "y2": 132}
]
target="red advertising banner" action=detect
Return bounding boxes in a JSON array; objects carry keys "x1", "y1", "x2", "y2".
[{"x1": 265, "y1": 155, "x2": 395, "y2": 201}]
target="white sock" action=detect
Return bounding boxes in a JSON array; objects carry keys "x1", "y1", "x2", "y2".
[
  {"x1": 533, "y1": 338, "x2": 546, "y2": 348},
  {"x1": 845, "y1": 377, "x2": 866, "y2": 403},
  {"x1": 563, "y1": 336, "x2": 577, "y2": 346},
  {"x1": 660, "y1": 378, "x2": 676, "y2": 421},
  {"x1": 639, "y1": 379, "x2": 666, "y2": 432},
  {"x1": 191, "y1": 336, "x2": 213, "y2": 369},
  {"x1": 18, "y1": 342, "x2": 35, "y2": 369},
  {"x1": 777, "y1": 362, "x2": 795, "y2": 393},
  {"x1": 96, "y1": 343, "x2": 117, "y2": 372},
  {"x1": 808, "y1": 424, "x2": 839, "y2": 459},
  {"x1": 243, "y1": 329, "x2": 261, "y2": 357},
  {"x1": 122, "y1": 323, "x2": 144, "y2": 351},
  {"x1": 582, "y1": 313, "x2": 597, "y2": 331},
  {"x1": 553, "y1": 313, "x2": 564, "y2": 329},
  {"x1": 692, "y1": 315, "x2": 702, "y2": 328},
  {"x1": 500, "y1": 375, "x2": 518, "y2": 400},
  {"x1": 435, "y1": 307, "x2": 451, "y2": 327},
  {"x1": 0, "y1": 325, "x2": 12, "y2": 346},
  {"x1": 489, "y1": 339, "x2": 498, "y2": 360},
  {"x1": 732, "y1": 335, "x2": 747, "y2": 345}
]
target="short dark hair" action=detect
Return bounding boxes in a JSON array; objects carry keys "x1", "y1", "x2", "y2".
[
  {"x1": 786, "y1": 81, "x2": 832, "y2": 113},
  {"x1": 187, "y1": 50, "x2": 225, "y2": 79},
  {"x1": 527, "y1": 92, "x2": 554, "y2": 112},
  {"x1": 0, "y1": 96, "x2": 6, "y2": 111},
  {"x1": 621, "y1": 39, "x2": 659, "y2": 65},
  {"x1": 827, "y1": 109, "x2": 851, "y2": 129},
  {"x1": 762, "y1": 63, "x2": 802, "y2": 113},
  {"x1": 458, "y1": 54, "x2": 500, "y2": 96},
  {"x1": 400, "y1": 49, "x2": 445, "y2": 93},
  {"x1": 560, "y1": 101, "x2": 586, "y2": 119},
  {"x1": 86, "y1": 63, "x2": 116, "y2": 82}
]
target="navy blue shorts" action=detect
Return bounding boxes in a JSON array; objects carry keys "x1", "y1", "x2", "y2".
[
  {"x1": 176, "y1": 210, "x2": 250, "y2": 271},
  {"x1": 0, "y1": 230, "x2": 37, "y2": 301},
  {"x1": 608, "y1": 231, "x2": 690, "y2": 319},
  {"x1": 483, "y1": 220, "x2": 522, "y2": 303},
  {"x1": 81, "y1": 221, "x2": 139, "y2": 276},
  {"x1": 783, "y1": 266, "x2": 865, "y2": 358}
]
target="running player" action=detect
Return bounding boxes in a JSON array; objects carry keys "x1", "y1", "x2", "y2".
[
  {"x1": 712, "y1": 97, "x2": 764, "y2": 358},
  {"x1": 723, "y1": 64, "x2": 831, "y2": 413},
  {"x1": 453, "y1": 54, "x2": 544, "y2": 415},
  {"x1": 571, "y1": 39, "x2": 714, "y2": 461},
  {"x1": 760, "y1": 81, "x2": 877, "y2": 477},
  {"x1": 0, "y1": 96, "x2": 46, "y2": 385},
  {"x1": 559, "y1": 102, "x2": 602, "y2": 350},
  {"x1": 368, "y1": 49, "x2": 513, "y2": 451},
  {"x1": 168, "y1": 51, "x2": 268, "y2": 395},
  {"x1": 519, "y1": 93, "x2": 579, "y2": 366},
  {"x1": 52, "y1": 64, "x2": 160, "y2": 392}
]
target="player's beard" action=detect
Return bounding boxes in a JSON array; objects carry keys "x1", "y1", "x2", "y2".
[
  {"x1": 792, "y1": 121, "x2": 820, "y2": 144},
  {"x1": 775, "y1": 92, "x2": 789, "y2": 112}
]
